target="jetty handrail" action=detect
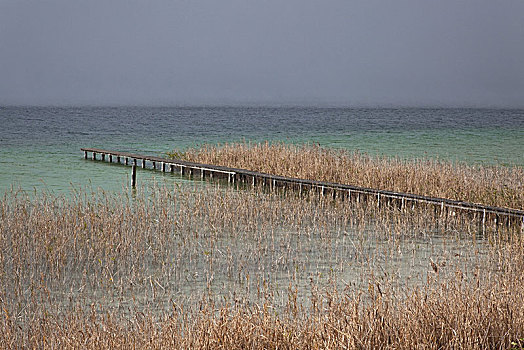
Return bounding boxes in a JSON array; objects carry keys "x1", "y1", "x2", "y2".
[{"x1": 81, "y1": 147, "x2": 524, "y2": 220}]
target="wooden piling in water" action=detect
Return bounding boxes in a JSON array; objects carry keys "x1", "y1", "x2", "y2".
[{"x1": 131, "y1": 164, "x2": 137, "y2": 187}]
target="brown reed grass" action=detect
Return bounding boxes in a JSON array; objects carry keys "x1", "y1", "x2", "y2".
[
  {"x1": 169, "y1": 141, "x2": 524, "y2": 210},
  {"x1": 1, "y1": 245, "x2": 523, "y2": 349},
  {"x1": 0, "y1": 184, "x2": 522, "y2": 349}
]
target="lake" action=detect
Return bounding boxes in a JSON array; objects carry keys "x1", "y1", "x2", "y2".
[{"x1": 1, "y1": 106, "x2": 523, "y2": 194}]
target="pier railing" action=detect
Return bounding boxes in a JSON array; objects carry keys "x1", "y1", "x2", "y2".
[{"x1": 81, "y1": 148, "x2": 524, "y2": 227}]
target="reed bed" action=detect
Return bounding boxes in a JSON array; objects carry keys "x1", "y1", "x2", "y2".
[
  {"x1": 0, "y1": 184, "x2": 522, "y2": 349},
  {"x1": 168, "y1": 142, "x2": 524, "y2": 210}
]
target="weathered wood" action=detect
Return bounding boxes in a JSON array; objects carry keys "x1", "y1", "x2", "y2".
[{"x1": 131, "y1": 164, "x2": 137, "y2": 187}]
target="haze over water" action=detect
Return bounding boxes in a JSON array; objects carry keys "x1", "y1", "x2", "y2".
[{"x1": 2, "y1": 1, "x2": 523, "y2": 195}]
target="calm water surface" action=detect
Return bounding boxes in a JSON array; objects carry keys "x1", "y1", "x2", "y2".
[{"x1": 1, "y1": 106, "x2": 523, "y2": 194}]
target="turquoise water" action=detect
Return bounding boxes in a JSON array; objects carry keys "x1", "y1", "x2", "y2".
[{"x1": 1, "y1": 106, "x2": 523, "y2": 194}]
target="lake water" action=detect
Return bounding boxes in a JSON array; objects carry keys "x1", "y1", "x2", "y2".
[
  {"x1": 1, "y1": 106, "x2": 521, "y2": 319},
  {"x1": 1, "y1": 106, "x2": 523, "y2": 194}
]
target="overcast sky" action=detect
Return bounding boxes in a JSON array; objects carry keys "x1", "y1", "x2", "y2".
[{"x1": 1, "y1": 0, "x2": 523, "y2": 107}]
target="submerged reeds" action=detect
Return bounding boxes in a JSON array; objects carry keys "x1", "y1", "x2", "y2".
[
  {"x1": 169, "y1": 142, "x2": 524, "y2": 210},
  {"x1": 1, "y1": 180, "x2": 523, "y2": 348}
]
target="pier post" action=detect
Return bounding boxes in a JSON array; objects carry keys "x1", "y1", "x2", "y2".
[
  {"x1": 84, "y1": 151, "x2": 88, "y2": 159},
  {"x1": 101, "y1": 153, "x2": 105, "y2": 162},
  {"x1": 142, "y1": 159, "x2": 146, "y2": 169},
  {"x1": 152, "y1": 161, "x2": 156, "y2": 170},
  {"x1": 170, "y1": 164, "x2": 174, "y2": 173},
  {"x1": 117, "y1": 156, "x2": 120, "y2": 163},
  {"x1": 162, "y1": 162, "x2": 166, "y2": 172},
  {"x1": 109, "y1": 154, "x2": 112, "y2": 163},
  {"x1": 125, "y1": 157, "x2": 129, "y2": 165},
  {"x1": 131, "y1": 164, "x2": 137, "y2": 187},
  {"x1": 92, "y1": 152, "x2": 97, "y2": 161}
]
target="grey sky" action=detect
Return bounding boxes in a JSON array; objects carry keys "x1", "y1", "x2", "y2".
[{"x1": 1, "y1": 0, "x2": 523, "y2": 107}]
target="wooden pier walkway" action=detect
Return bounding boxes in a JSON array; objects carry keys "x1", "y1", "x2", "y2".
[{"x1": 81, "y1": 147, "x2": 524, "y2": 226}]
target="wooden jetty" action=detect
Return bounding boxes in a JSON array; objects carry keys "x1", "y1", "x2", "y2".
[{"x1": 81, "y1": 147, "x2": 524, "y2": 227}]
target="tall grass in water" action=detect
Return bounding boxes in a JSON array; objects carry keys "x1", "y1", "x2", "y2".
[
  {"x1": 169, "y1": 142, "x2": 524, "y2": 209},
  {"x1": 0, "y1": 184, "x2": 523, "y2": 348}
]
